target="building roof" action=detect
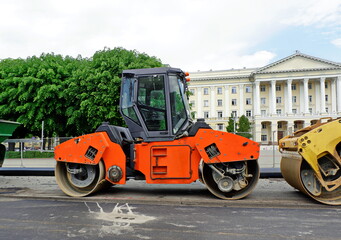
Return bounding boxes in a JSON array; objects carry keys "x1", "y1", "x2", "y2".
[
  {"x1": 189, "y1": 51, "x2": 340, "y2": 82},
  {"x1": 253, "y1": 51, "x2": 341, "y2": 75},
  {"x1": 189, "y1": 68, "x2": 256, "y2": 81}
]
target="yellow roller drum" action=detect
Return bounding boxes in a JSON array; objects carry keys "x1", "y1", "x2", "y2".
[{"x1": 279, "y1": 118, "x2": 341, "y2": 205}]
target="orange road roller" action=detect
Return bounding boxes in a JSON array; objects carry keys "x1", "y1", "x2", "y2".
[
  {"x1": 279, "y1": 118, "x2": 341, "y2": 205},
  {"x1": 54, "y1": 67, "x2": 260, "y2": 199}
]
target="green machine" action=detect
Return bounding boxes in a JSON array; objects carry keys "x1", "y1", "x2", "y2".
[{"x1": 0, "y1": 120, "x2": 20, "y2": 167}]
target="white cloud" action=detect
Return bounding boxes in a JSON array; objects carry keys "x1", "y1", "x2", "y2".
[
  {"x1": 281, "y1": 0, "x2": 341, "y2": 27},
  {"x1": 0, "y1": 0, "x2": 339, "y2": 70},
  {"x1": 331, "y1": 38, "x2": 341, "y2": 47}
]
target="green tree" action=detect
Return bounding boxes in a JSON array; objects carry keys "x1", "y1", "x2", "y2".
[
  {"x1": 237, "y1": 115, "x2": 252, "y2": 139},
  {"x1": 0, "y1": 54, "x2": 78, "y2": 137},
  {"x1": 64, "y1": 47, "x2": 163, "y2": 135},
  {"x1": 226, "y1": 114, "x2": 237, "y2": 133},
  {"x1": 0, "y1": 47, "x2": 163, "y2": 137}
]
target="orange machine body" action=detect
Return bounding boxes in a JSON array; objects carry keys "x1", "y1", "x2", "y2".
[
  {"x1": 55, "y1": 132, "x2": 127, "y2": 185},
  {"x1": 54, "y1": 128, "x2": 260, "y2": 185}
]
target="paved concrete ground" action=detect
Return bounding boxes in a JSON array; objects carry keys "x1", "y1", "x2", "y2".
[
  {"x1": 0, "y1": 176, "x2": 328, "y2": 208},
  {"x1": 2, "y1": 158, "x2": 56, "y2": 168}
]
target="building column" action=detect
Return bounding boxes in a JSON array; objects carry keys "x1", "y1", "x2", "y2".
[
  {"x1": 303, "y1": 78, "x2": 309, "y2": 114},
  {"x1": 331, "y1": 78, "x2": 337, "y2": 113},
  {"x1": 320, "y1": 77, "x2": 326, "y2": 113},
  {"x1": 224, "y1": 85, "x2": 230, "y2": 117},
  {"x1": 197, "y1": 88, "x2": 203, "y2": 118},
  {"x1": 287, "y1": 120, "x2": 294, "y2": 135},
  {"x1": 337, "y1": 76, "x2": 341, "y2": 113},
  {"x1": 304, "y1": 120, "x2": 311, "y2": 128},
  {"x1": 254, "y1": 120, "x2": 262, "y2": 143},
  {"x1": 286, "y1": 79, "x2": 293, "y2": 115},
  {"x1": 254, "y1": 81, "x2": 260, "y2": 115},
  {"x1": 271, "y1": 122, "x2": 278, "y2": 143},
  {"x1": 210, "y1": 87, "x2": 216, "y2": 118},
  {"x1": 239, "y1": 84, "x2": 244, "y2": 116},
  {"x1": 315, "y1": 80, "x2": 321, "y2": 114},
  {"x1": 271, "y1": 80, "x2": 276, "y2": 115}
]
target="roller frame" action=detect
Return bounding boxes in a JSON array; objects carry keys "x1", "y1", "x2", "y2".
[{"x1": 54, "y1": 129, "x2": 260, "y2": 200}]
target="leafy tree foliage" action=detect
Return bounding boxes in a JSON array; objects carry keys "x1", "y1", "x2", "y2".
[
  {"x1": 226, "y1": 114, "x2": 252, "y2": 139},
  {"x1": 226, "y1": 114, "x2": 237, "y2": 133},
  {"x1": 0, "y1": 47, "x2": 162, "y2": 137},
  {"x1": 237, "y1": 115, "x2": 252, "y2": 139}
]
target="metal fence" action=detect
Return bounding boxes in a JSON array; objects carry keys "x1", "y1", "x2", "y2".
[
  {"x1": 3, "y1": 137, "x2": 73, "y2": 152},
  {"x1": 2, "y1": 135, "x2": 280, "y2": 169}
]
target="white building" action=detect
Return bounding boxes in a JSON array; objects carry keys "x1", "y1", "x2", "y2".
[{"x1": 188, "y1": 51, "x2": 341, "y2": 144}]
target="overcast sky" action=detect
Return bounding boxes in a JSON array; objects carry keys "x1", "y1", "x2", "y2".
[{"x1": 0, "y1": 0, "x2": 340, "y2": 71}]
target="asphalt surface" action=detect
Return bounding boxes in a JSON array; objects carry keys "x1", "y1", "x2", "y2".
[
  {"x1": 1, "y1": 176, "x2": 340, "y2": 240},
  {"x1": 0, "y1": 198, "x2": 340, "y2": 240}
]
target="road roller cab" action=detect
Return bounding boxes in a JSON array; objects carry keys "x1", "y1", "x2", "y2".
[{"x1": 54, "y1": 67, "x2": 260, "y2": 199}]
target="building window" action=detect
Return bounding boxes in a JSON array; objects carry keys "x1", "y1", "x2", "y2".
[
  {"x1": 292, "y1": 96, "x2": 297, "y2": 103},
  {"x1": 325, "y1": 82, "x2": 328, "y2": 89},
  {"x1": 325, "y1": 95, "x2": 329, "y2": 102},
  {"x1": 261, "y1": 98, "x2": 266, "y2": 105},
  {"x1": 276, "y1": 97, "x2": 282, "y2": 104},
  {"x1": 217, "y1": 87, "x2": 222, "y2": 95},
  {"x1": 309, "y1": 108, "x2": 313, "y2": 114},
  {"x1": 232, "y1": 111, "x2": 237, "y2": 117},
  {"x1": 326, "y1": 107, "x2": 329, "y2": 113},
  {"x1": 204, "y1": 88, "x2": 209, "y2": 95},
  {"x1": 260, "y1": 85, "x2": 266, "y2": 92},
  {"x1": 204, "y1": 112, "x2": 209, "y2": 118},
  {"x1": 232, "y1": 99, "x2": 237, "y2": 106},
  {"x1": 217, "y1": 111, "x2": 223, "y2": 118},
  {"x1": 245, "y1": 86, "x2": 251, "y2": 93},
  {"x1": 190, "y1": 89, "x2": 195, "y2": 95},
  {"x1": 261, "y1": 110, "x2": 266, "y2": 116},
  {"x1": 231, "y1": 86, "x2": 237, "y2": 94},
  {"x1": 309, "y1": 95, "x2": 312, "y2": 102},
  {"x1": 276, "y1": 109, "x2": 282, "y2": 115},
  {"x1": 217, "y1": 99, "x2": 222, "y2": 106},
  {"x1": 261, "y1": 135, "x2": 267, "y2": 141},
  {"x1": 246, "y1": 98, "x2": 252, "y2": 105},
  {"x1": 278, "y1": 122, "x2": 282, "y2": 128},
  {"x1": 204, "y1": 100, "x2": 209, "y2": 107},
  {"x1": 292, "y1": 109, "x2": 297, "y2": 114},
  {"x1": 190, "y1": 100, "x2": 195, "y2": 107},
  {"x1": 276, "y1": 85, "x2": 281, "y2": 91},
  {"x1": 308, "y1": 83, "x2": 312, "y2": 89},
  {"x1": 291, "y1": 84, "x2": 296, "y2": 90},
  {"x1": 217, "y1": 124, "x2": 224, "y2": 131},
  {"x1": 246, "y1": 110, "x2": 252, "y2": 117},
  {"x1": 262, "y1": 123, "x2": 267, "y2": 129}
]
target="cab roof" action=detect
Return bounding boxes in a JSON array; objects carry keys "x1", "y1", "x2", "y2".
[{"x1": 122, "y1": 67, "x2": 184, "y2": 77}]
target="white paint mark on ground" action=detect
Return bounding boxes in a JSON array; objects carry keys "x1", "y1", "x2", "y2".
[
  {"x1": 298, "y1": 230, "x2": 313, "y2": 236},
  {"x1": 167, "y1": 222, "x2": 196, "y2": 228},
  {"x1": 67, "y1": 202, "x2": 155, "y2": 238},
  {"x1": 135, "y1": 234, "x2": 151, "y2": 239}
]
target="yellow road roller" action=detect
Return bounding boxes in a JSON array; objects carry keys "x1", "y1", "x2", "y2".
[{"x1": 279, "y1": 117, "x2": 341, "y2": 205}]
